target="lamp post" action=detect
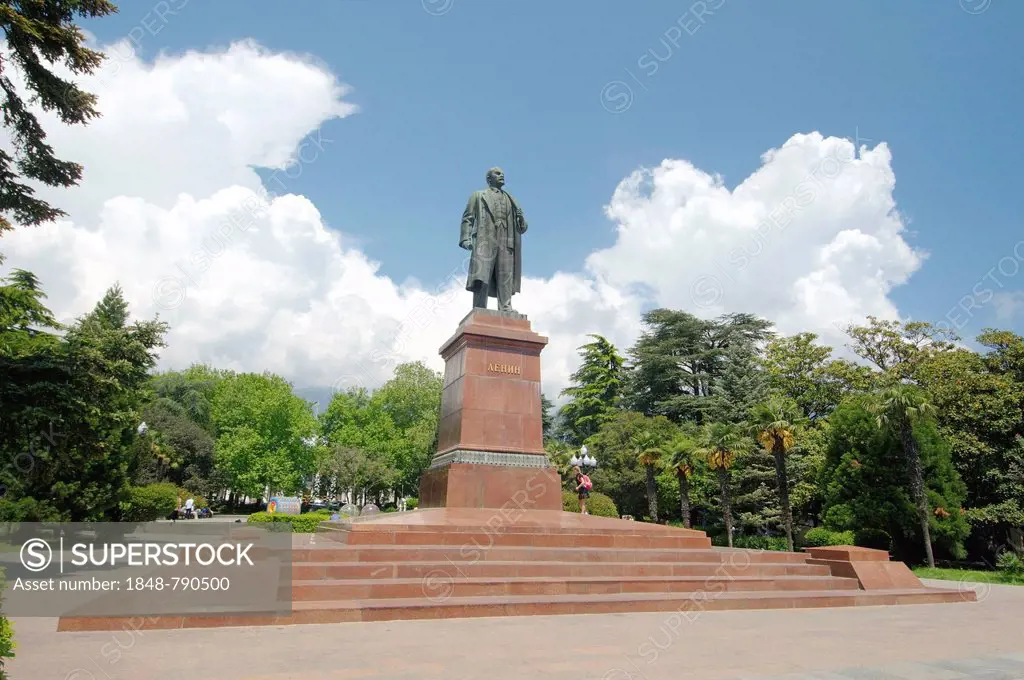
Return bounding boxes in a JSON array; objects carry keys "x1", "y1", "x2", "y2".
[{"x1": 569, "y1": 445, "x2": 597, "y2": 470}]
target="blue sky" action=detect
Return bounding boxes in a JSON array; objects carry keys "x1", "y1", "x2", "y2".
[{"x1": 76, "y1": 0, "x2": 1022, "y2": 346}]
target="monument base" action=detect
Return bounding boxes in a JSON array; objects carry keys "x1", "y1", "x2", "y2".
[
  {"x1": 422, "y1": 308, "x2": 560, "y2": 511},
  {"x1": 419, "y1": 462, "x2": 562, "y2": 511}
]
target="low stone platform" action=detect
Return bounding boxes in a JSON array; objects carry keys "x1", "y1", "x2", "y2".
[{"x1": 56, "y1": 509, "x2": 975, "y2": 631}]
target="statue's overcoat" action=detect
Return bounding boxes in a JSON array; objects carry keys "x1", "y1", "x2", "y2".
[{"x1": 460, "y1": 189, "x2": 527, "y2": 297}]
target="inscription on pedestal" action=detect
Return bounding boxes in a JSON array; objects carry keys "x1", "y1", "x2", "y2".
[{"x1": 487, "y1": 362, "x2": 521, "y2": 375}]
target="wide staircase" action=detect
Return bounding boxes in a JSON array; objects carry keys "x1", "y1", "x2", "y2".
[{"x1": 57, "y1": 509, "x2": 974, "y2": 631}]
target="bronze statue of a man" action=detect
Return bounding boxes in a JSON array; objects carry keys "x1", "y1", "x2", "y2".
[{"x1": 460, "y1": 167, "x2": 528, "y2": 314}]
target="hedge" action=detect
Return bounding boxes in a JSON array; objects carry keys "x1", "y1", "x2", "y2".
[
  {"x1": 121, "y1": 483, "x2": 179, "y2": 521},
  {"x1": 853, "y1": 528, "x2": 893, "y2": 552},
  {"x1": 561, "y1": 490, "x2": 618, "y2": 518},
  {"x1": 0, "y1": 567, "x2": 14, "y2": 676},
  {"x1": 733, "y1": 535, "x2": 789, "y2": 551},
  {"x1": 802, "y1": 527, "x2": 856, "y2": 547},
  {"x1": 246, "y1": 509, "x2": 333, "y2": 533},
  {"x1": 0, "y1": 497, "x2": 63, "y2": 522}
]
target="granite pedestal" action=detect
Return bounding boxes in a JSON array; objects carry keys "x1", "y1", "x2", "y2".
[{"x1": 419, "y1": 309, "x2": 561, "y2": 511}]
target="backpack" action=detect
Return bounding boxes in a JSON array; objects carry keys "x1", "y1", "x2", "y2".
[{"x1": 580, "y1": 474, "x2": 593, "y2": 490}]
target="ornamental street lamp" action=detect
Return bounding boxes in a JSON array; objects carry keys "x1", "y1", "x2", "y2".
[{"x1": 569, "y1": 445, "x2": 597, "y2": 469}]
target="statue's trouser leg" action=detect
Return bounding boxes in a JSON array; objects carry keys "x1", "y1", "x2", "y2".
[
  {"x1": 495, "y1": 244, "x2": 515, "y2": 312},
  {"x1": 472, "y1": 282, "x2": 488, "y2": 309}
]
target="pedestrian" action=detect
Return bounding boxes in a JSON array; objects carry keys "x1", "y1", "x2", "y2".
[{"x1": 573, "y1": 466, "x2": 592, "y2": 515}]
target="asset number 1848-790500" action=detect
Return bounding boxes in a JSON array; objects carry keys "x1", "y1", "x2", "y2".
[{"x1": 125, "y1": 577, "x2": 230, "y2": 591}]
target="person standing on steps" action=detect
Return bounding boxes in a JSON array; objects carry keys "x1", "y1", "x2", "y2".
[{"x1": 573, "y1": 466, "x2": 592, "y2": 514}]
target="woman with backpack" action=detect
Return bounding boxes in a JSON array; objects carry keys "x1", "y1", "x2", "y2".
[{"x1": 573, "y1": 466, "x2": 592, "y2": 515}]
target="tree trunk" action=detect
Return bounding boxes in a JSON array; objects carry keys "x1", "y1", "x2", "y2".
[
  {"x1": 1009, "y1": 527, "x2": 1024, "y2": 555},
  {"x1": 677, "y1": 470, "x2": 691, "y2": 528},
  {"x1": 772, "y1": 442, "x2": 794, "y2": 552},
  {"x1": 645, "y1": 464, "x2": 659, "y2": 522},
  {"x1": 900, "y1": 420, "x2": 935, "y2": 568},
  {"x1": 716, "y1": 468, "x2": 733, "y2": 548}
]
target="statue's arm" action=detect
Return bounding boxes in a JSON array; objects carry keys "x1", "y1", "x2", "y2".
[
  {"x1": 511, "y1": 195, "x2": 527, "y2": 234},
  {"x1": 460, "y1": 193, "x2": 476, "y2": 248}
]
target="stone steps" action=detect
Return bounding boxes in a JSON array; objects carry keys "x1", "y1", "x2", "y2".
[
  {"x1": 57, "y1": 587, "x2": 974, "y2": 631},
  {"x1": 287, "y1": 574, "x2": 862, "y2": 600},
  {"x1": 325, "y1": 528, "x2": 713, "y2": 549},
  {"x1": 54, "y1": 509, "x2": 976, "y2": 631},
  {"x1": 290, "y1": 545, "x2": 810, "y2": 564},
  {"x1": 290, "y1": 559, "x2": 834, "y2": 580}
]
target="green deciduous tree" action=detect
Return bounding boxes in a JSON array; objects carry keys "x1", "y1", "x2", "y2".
[
  {"x1": 317, "y1": 362, "x2": 442, "y2": 502},
  {"x1": 843, "y1": 316, "x2": 956, "y2": 383},
  {"x1": 370, "y1": 361, "x2": 443, "y2": 492},
  {"x1": 913, "y1": 331, "x2": 1024, "y2": 556},
  {"x1": 763, "y1": 332, "x2": 874, "y2": 420},
  {"x1": 211, "y1": 372, "x2": 317, "y2": 500},
  {"x1": 147, "y1": 365, "x2": 226, "y2": 435}
]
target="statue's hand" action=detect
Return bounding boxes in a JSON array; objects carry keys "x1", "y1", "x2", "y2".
[{"x1": 460, "y1": 239, "x2": 473, "y2": 250}]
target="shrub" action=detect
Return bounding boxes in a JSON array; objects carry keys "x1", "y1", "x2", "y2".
[
  {"x1": 121, "y1": 483, "x2": 179, "y2": 521},
  {"x1": 997, "y1": 550, "x2": 1024, "y2": 578},
  {"x1": 561, "y1": 490, "x2": 618, "y2": 518},
  {"x1": 0, "y1": 497, "x2": 63, "y2": 522},
  {"x1": 246, "y1": 511, "x2": 327, "y2": 533},
  {"x1": 405, "y1": 497, "x2": 419, "y2": 510},
  {"x1": 0, "y1": 567, "x2": 14, "y2": 675},
  {"x1": 802, "y1": 527, "x2": 855, "y2": 547},
  {"x1": 733, "y1": 535, "x2": 789, "y2": 552},
  {"x1": 854, "y1": 528, "x2": 893, "y2": 553},
  {"x1": 0, "y1": 615, "x2": 12, "y2": 676}
]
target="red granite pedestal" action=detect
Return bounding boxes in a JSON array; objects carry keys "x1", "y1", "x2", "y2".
[{"x1": 418, "y1": 309, "x2": 562, "y2": 511}]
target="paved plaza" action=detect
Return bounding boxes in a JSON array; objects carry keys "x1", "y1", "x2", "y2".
[{"x1": 8, "y1": 581, "x2": 1024, "y2": 680}]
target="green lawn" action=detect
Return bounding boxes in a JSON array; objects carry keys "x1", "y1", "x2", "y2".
[{"x1": 913, "y1": 566, "x2": 1024, "y2": 586}]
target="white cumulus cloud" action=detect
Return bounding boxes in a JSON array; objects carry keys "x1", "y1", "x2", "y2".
[{"x1": 1, "y1": 39, "x2": 923, "y2": 402}]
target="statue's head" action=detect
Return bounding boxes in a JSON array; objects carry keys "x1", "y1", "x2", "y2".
[{"x1": 486, "y1": 167, "x2": 505, "y2": 189}]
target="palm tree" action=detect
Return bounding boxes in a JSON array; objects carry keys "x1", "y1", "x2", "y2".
[
  {"x1": 633, "y1": 431, "x2": 664, "y2": 522},
  {"x1": 698, "y1": 422, "x2": 749, "y2": 547},
  {"x1": 668, "y1": 433, "x2": 698, "y2": 528},
  {"x1": 871, "y1": 384, "x2": 938, "y2": 567},
  {"x1": 144, "y1": 430, "x2": 178, "y2": 482},
  {"x1": 749, "y1": 396, "x2": 805, "y2": 552}
]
